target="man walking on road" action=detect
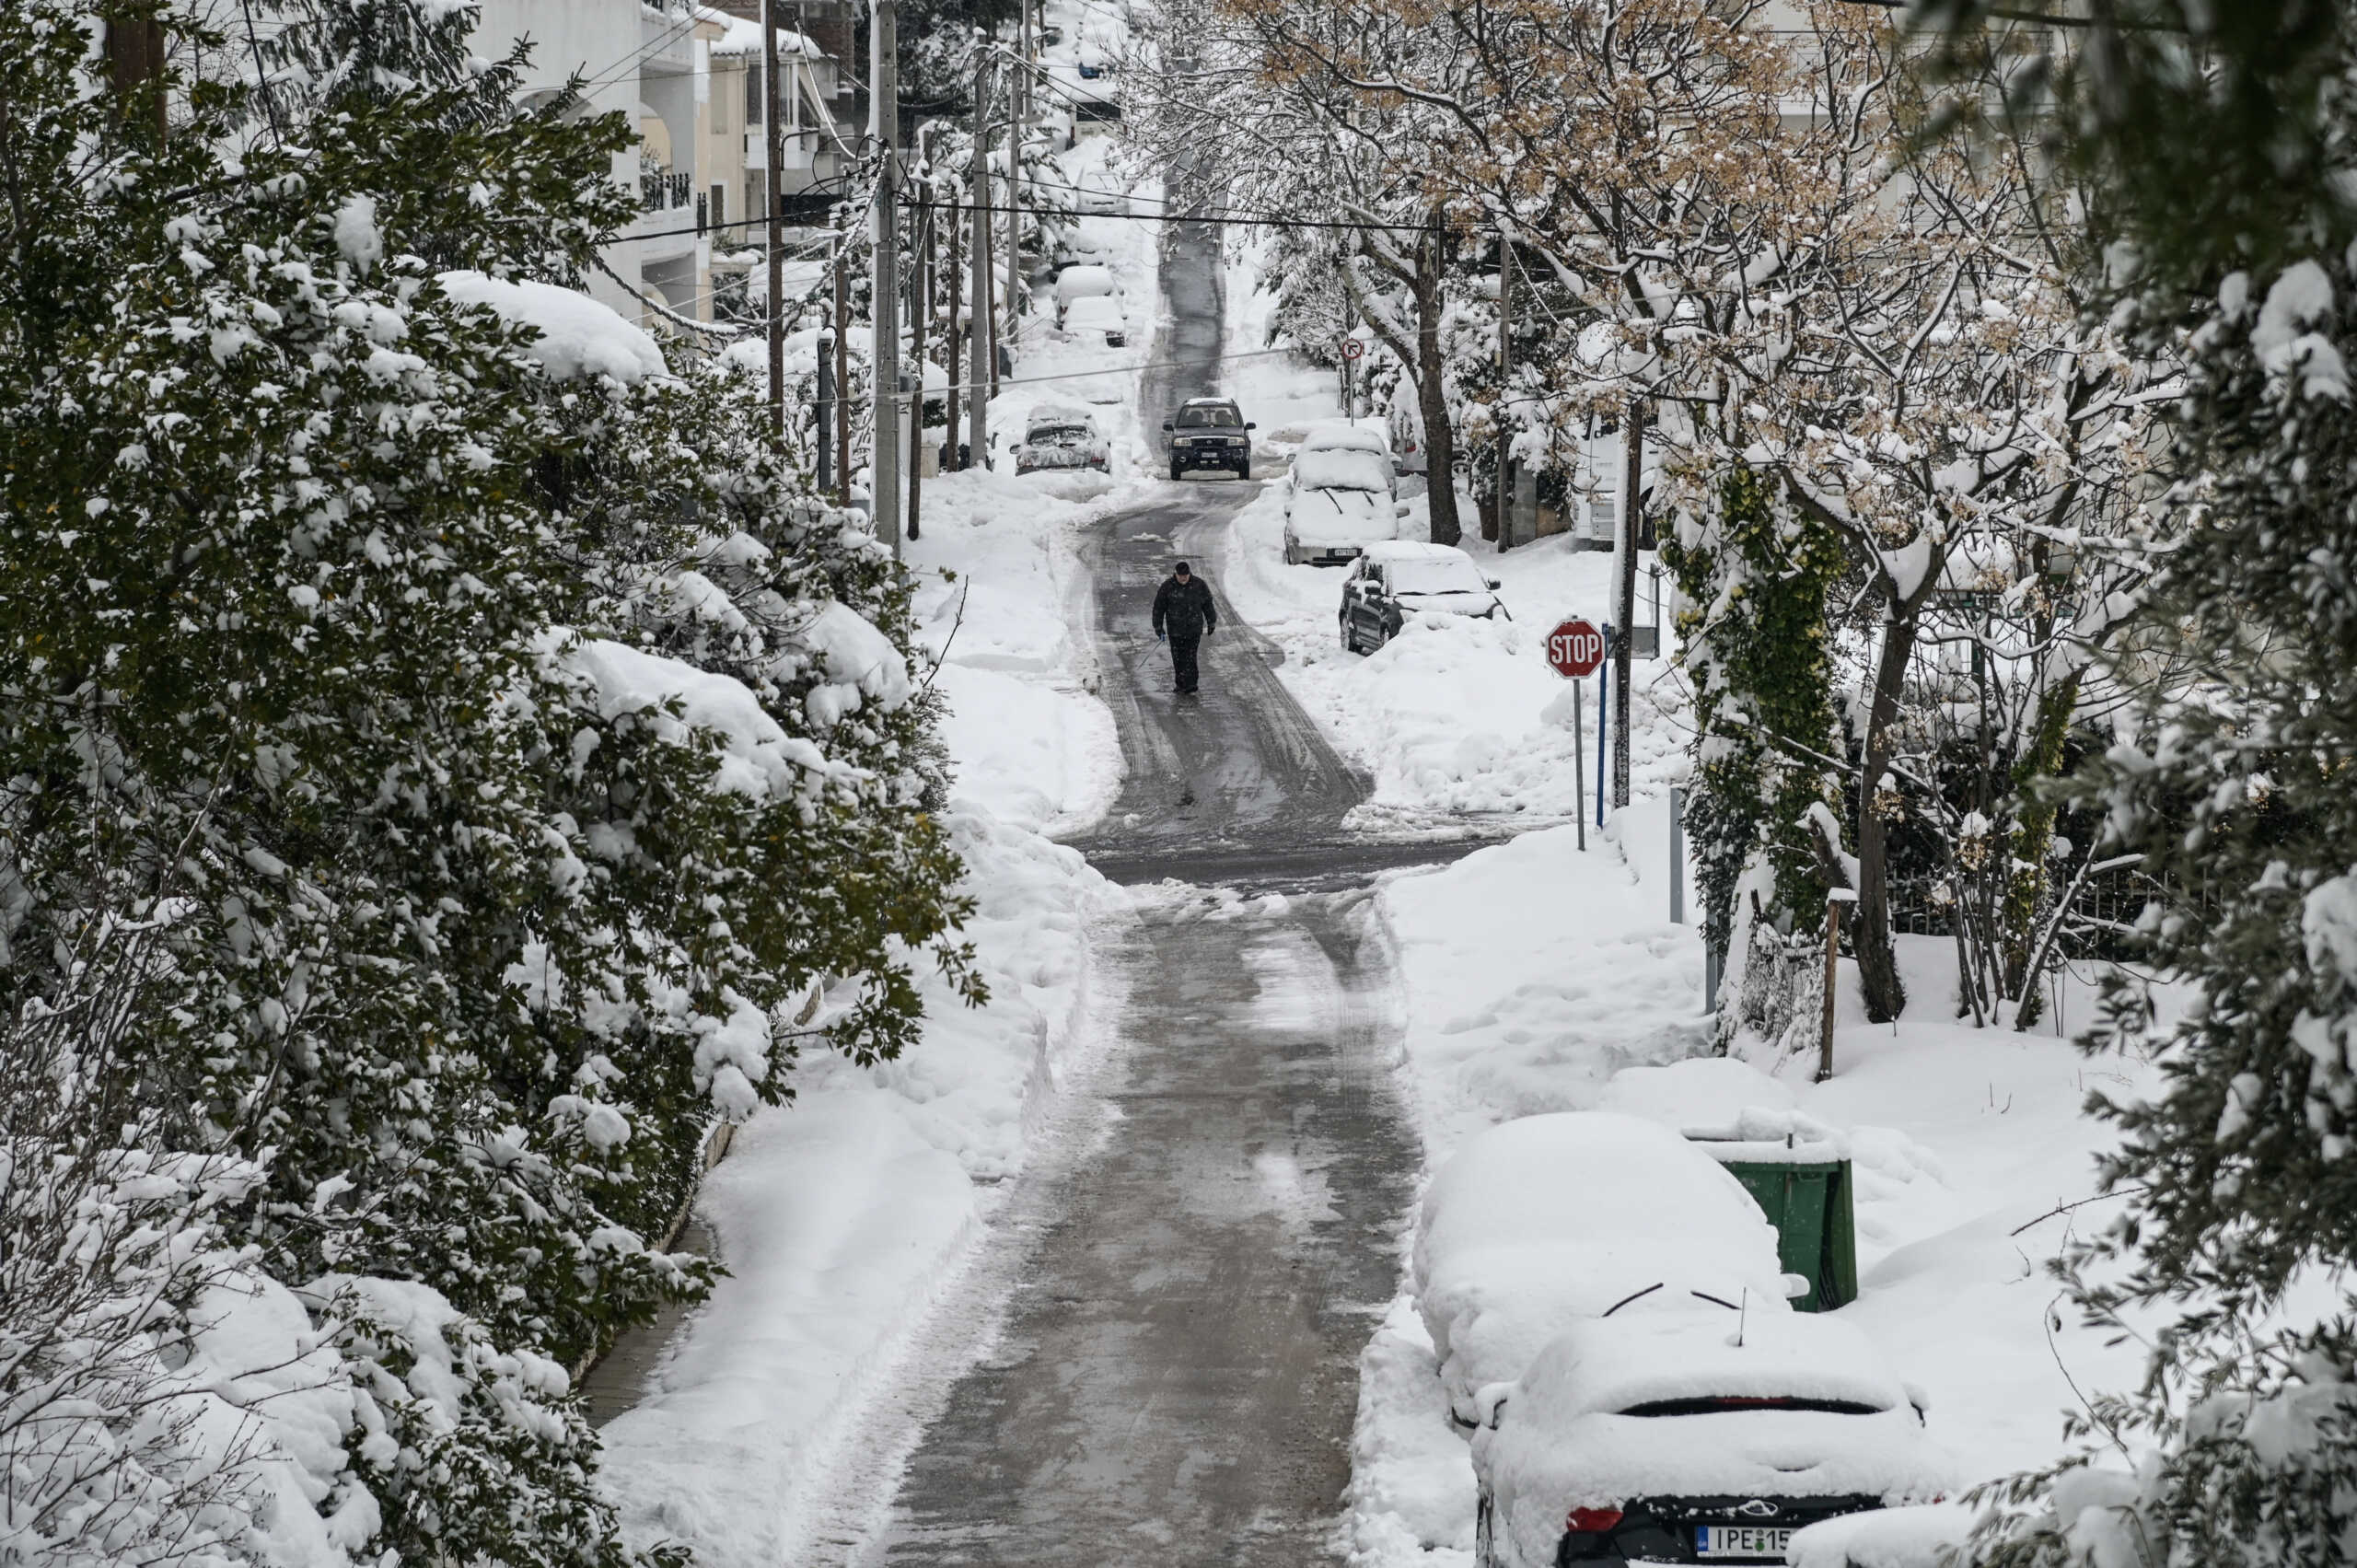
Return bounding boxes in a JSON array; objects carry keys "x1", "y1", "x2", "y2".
[{"x1": 1152, "y1": 560, "x2": 1218, "y2": 695}]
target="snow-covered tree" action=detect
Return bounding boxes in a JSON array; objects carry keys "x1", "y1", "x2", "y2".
[{"x1": 1, "y1": 4, "x2": 975, "y2": 1561}]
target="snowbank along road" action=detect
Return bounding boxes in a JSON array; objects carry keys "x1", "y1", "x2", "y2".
[{"x1": 861, "y1": 204, "x2": 1436, "y2": 1565}]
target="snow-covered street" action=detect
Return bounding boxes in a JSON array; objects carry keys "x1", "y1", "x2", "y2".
[
  {"x1": 27, "y1": 5, "x2": 2348, "y2": 1567},
  {"x1": 584, "y1": 133, "x2": 2178, "y2": 1568}
]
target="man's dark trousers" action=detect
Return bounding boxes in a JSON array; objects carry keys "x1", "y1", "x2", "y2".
[{"x1": 1170, "y1": 631, "x2": 1202, "y2": 693}]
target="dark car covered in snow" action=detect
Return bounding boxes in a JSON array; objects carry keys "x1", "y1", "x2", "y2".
[
  {"x1": 1013, "y1": 406, "x2": 1111, "y2": 474},
  {"x1": 1339, "y1": 542, "x2": 1505, "y2": 651},
  {"x1": 1162, "y1": 397, "x2": 1254, "y2": 479}
]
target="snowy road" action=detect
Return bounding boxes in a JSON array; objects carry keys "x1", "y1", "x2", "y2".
[
  {"x1": 873, "y1": 892, "x2": 1417, "y2": 1565},
  {"x1": 854, "y1": 211, "x2": 1433, "y2": 1566}
]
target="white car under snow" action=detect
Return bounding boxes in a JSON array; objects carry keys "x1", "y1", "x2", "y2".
[
  {"x1": 1471, "y1": 1312, "x2": 1952, "y2": 1568},
  {"x1": 1412, "y1": 1112, "x2": 1802, "y2": 1429},
  {"x1": 1283, "y1": 426, "x2": 1406, "y2": 564}
]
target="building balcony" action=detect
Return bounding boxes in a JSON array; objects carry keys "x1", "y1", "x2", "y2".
[{"x1": 642, "y1": 168, "x2": 693, "y2": 213}]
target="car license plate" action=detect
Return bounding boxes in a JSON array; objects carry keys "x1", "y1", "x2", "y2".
[{"x1": 1695, "y1": 1524, "x2": 1793, "y2": 1559}]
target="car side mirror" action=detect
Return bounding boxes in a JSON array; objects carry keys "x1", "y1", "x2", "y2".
[
  {"x1": 1160, "y1": 419, "x2": 1174, "y2": 431},
  {"x1": 1473, "y1": 1382, "x2": 1514, "y2": 1431},
  {"x1": 1395, "y1": 502, "x2": 1412, "y2": 518},
  {"x1": 1485, "y1": 575, "x2": 1501, "y2": 590},
  {"x1": 1245, "y1": 422, "x2": 1257, "y2": 430}
]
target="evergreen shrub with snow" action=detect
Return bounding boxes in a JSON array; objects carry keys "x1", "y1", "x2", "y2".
[
  {"x1": 0, "y1": 3, "x2": 975, "y2": 1562},
  {"x1": 1972, "y1": 55, "x2": 2357, "y2": 1568}
]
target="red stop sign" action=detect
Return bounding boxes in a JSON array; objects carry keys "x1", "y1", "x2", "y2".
[{"x1": 1546, "y1": 618, "x2": 1605, "y2": 679}]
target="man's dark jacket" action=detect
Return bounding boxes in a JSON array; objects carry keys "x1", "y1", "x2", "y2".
[{"x1": 1153, "y1": 575, "x2": 1218, "y2": 638}]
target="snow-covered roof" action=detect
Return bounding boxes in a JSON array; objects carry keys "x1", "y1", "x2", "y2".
[
  {"x1": 702, "y1": 9, "x2": 818, "y2": 57},
  {"x1": 436, "y1": 271, "x2": 668, "y2": 384}
]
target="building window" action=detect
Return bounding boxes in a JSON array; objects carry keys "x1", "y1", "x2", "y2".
[
  {"x1": 745, "y1": 61, "x2": 763, "y2": 122},
  {"x1": 711, "y1": 183, "x2": 727, "y2": 233}
]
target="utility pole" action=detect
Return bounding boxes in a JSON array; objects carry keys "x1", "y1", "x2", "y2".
[
  {"x1": 763, "y1": 0, "x2": 786, "y2": 441},
  {"x1": 1493, "y1": 232, "x2": 1513, "y2": 548},
  {"x1": 1004, "y1": 23, "x2": 1024, "y2": 369},
  {"x1": 970, "y1": 59, "x2": 994, "y2": 463},
  {"x1": 833, "y1": 220, "x2": 851, "y2": 504},
  {"x1": 945, "y1": 167, "x2": 964, "y2": 470},
  {"x1": 872, "y1": 0, "x2": 902, "y2": 556},
  {"x1": 908, "y1": 187, "x2": 930, "y2": 542},
  {"x1": 1612, "y1": 396, "x2": 1643, "y2": 807},
  {"x1": 106, "y1": 8, "x2": 168, "y2": 142}
]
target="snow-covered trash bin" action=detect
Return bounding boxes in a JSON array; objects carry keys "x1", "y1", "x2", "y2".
[
  {"x1": 1411, "y1": 1111, "x2": 1800, "y2": 1427},
  {"x1": 1785, "y1": 1503, "x2": 1976, "y2": 1567},
  {"x1": 1470, "y1": 1313, "x2": 1953, "y2": 1568}
]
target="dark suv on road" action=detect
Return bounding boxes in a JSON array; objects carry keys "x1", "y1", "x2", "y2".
[{"x1": 1163, "y1": 398, "x2": 1254, "y2": 480}]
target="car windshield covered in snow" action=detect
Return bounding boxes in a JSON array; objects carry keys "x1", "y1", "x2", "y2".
[
  {"x1": 1028, "y1": 421, "x2": 1096, "y2": 447},
  {"x1": 1295, "y1": 447, "x2": 1391, "y2": 493},
  {"x1": 1520, "y1": 1313, "x2": 1907, "y2": 1426},
  {"x1": 1388, "y1": 556, "x2": 1491, "y2": 598},
  {"x1": 1177, "y1": 403, "x2": 1242, "y2": 427}
]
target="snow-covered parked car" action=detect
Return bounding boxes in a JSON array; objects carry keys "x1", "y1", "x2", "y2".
[
  {"x1": 1053, "y1": 227, "x2": 1112, "y2": 273},
  {"x1": 1054, "y1": 263, "x2": 1118, "y2": 322},
  {"x1": 1061, "y1": 294, "x2": 1129, "y2": 347},
  {"x1": 1340, "y1": 541, "x2": 1505, "y2": 653},
  {"x1": 1012, "y1": 405, "x2": 1110, "y2": 474},
  {"x1": 1283, "y1": 424, "x2": 1407, "y2": 564},
  {"x1": 1163, "y1": 397, "x2": 1254, "y2": 478},
  {"x1": 1413, "y1": 1112, "x2": 1803, "y2": 1430},
  {"x1": 1471, "y1": 1313, "x2": 1951, "y2": 1568},
  {"x1": 1074, "y1": 168, "x2": 1130, "y2": 215}
]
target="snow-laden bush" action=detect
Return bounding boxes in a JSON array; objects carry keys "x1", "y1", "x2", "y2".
[{"x1": 0, "y1": 5, "x2": 976, "y2": 1563}]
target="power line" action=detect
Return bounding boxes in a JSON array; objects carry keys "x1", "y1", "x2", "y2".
[
  {"x1": 906, "y1": 192, "x2": 1457, "y2": 235},
  {"x1": 930, "y1": 343, "x2": 1315, "y2": 398}
]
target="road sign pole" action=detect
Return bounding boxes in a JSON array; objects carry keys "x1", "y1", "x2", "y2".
[
  {"x1": 1669, "y1": 784, "x2": 1686, "y2": 925},
  {"x1": 1596, "y1": 630, "x2": 1609, "y2": 828},
  {"x1": 1572, "y1": 679, "x2": 1585, "y2": 853},
  {"x1": 1545, "y1": 615, "x2": 1606, "y2": 853}
]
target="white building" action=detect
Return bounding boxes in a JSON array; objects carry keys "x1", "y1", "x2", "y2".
[{"x1": 472, "y1": 1, "x2": 816, "y2": 329}]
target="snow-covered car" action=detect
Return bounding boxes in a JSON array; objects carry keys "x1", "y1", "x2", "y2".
[
  {"x1": 1012, "y1": 406, "x2": 1110, "y2": 474},
  {"x1": 1074, "y1": 168, "x2": 1130, "y2": 215},
  {"x1": 1413, "y1": 1112, "x2": 1804, "y2": 1430},
  {"x1": 1471, "y1": 1312, "x2": 1950, "y2": 1568},
  {"x1": 1283, "y1": 425, "x2": 1405, "y2": 564},
  {"x1": 1054, "y1": 264, "x2": 1118, "y2": 321},
  {"x1": 1061, "y1": 294, "x2": 1129, "y2": 347},
  {"x1": 1163, "y1": 398, "x2": 1254, "y2": 478},
  {"x1": 1053, "y1": 229, "x2": 1112, "y2": 272},
  {"x1": 1340, "y1": 541, "x2": 1505, "y2": 652}
]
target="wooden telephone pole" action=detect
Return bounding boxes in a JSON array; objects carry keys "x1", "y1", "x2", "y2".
[
  {"x1": 763, "y1": 0, "x2": 786, "y2": 443},
  {"x1": 871, "y1": 0, "x2": 902, "y2": 556},
  {"x1": 1611, "y1": 396, "x2": 1643, "y2": 808}
]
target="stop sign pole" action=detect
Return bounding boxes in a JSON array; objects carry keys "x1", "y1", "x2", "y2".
[{"x1": 1547, "y1": 618, "x2": 1605, "y2": 850}]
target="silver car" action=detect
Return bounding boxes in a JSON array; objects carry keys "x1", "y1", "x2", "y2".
[{"x1": 1013, "y1": 406, "x2": 1110, "y2": 474}]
